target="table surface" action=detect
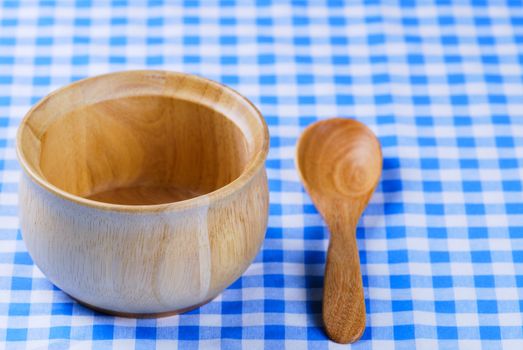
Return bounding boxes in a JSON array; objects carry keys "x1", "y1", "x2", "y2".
[{"x1": 1, "y1": 1, "x2": 523, "y2": 349}]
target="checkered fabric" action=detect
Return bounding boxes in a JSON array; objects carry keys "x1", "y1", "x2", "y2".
[{"x1": 1, "y1": 0, "x2": 523, "y2": 349}]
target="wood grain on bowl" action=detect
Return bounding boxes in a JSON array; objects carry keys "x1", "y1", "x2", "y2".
[{"x1": 16, "y1": 70, "x2": 269, "y2": 316}]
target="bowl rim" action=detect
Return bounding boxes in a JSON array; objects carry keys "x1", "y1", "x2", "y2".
[{"x1": 16, "y1": 70, "x2": 270, "y2": 213}]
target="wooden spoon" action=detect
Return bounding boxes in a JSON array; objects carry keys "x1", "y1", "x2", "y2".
[{"x1": 295, "y1": 118, "x2": 382, "y2": 344}]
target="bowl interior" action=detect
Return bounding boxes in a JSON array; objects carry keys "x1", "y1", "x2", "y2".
[
  {"x1": 33, "y1": 95, "x2": 250, "y2": 205},
  {"x1": 18, "y1": 72, "x2": 268, "y2": 208},
  {"x1": 39, "y1": 96, "x2": 250, "y2": 205}
]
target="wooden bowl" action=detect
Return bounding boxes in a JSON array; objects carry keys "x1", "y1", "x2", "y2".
[{"x1": 16, "y1": 70, "x2": 269, "y2": 316}]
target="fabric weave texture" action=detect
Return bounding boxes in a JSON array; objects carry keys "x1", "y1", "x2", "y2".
[{"x1": 0, "y1": 1, "x2": 523, "y2": 349}]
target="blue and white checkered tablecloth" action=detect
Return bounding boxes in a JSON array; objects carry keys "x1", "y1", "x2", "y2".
[{"x1": 1, "y1": 0, "x2": 523, "y2": 349}]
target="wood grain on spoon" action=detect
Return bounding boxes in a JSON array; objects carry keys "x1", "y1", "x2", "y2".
[{"x1": 295, "y1": 118, "x2": 382, "y2": 344}]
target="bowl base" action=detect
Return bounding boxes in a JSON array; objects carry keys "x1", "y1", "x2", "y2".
[{"x1": 70, "y1": 295, "x2": 213, "y2": 318}]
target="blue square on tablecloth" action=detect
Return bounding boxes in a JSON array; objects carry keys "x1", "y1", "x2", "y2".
[
  {"x1": 147, "y1": 37, "x2": 163, "y2": 45},
  {"x1": 510, "y1": 227, "x2": 523, "y2": 239},
  {"x1": 183, "y1": 16, "x2": 199, "y2": 24},
  {"x1": 306, "y1": 326, "x2": 325, "y2": 340},
  {"x1": 136, "y1": 327, "x2": 156, "y2": 339},
  {"x1": 477, "y1": 300, "x2": 498, "y2": 313},
  {"x1": 413, "y1": 96, "x2": 431, "y2": 105},
  {"x1": 109, "y1": 56, "x2": 125, "y2": 64},
  {"x1": 260, "y1": 75, "x2": 276, "y2": 85},
  {"x1": 220, "y1": 36, "x2": 236, "y2": 45},
  {"x1": 183, "y1": 56, "x2": 199, "y2": 64},
  {"x1": 437, "y1": 326, "x2": 458, "y2": 339},
  {"x1": 8, "y1": 303, "x2": 30, "y2": 316},
  {"x1": 110, "y1": 37, "x2": 126, "y2": 46},
  {"x1": 304, "y1": 250, "x2": 323, "y2": 264},
  {"x1": 37, "y1": 17, "x2": 53, "y2": 26},
  {"x1": 392, "y1": 300, "x2": 413, "y2": 312},
  {"x1": 0, "y1": 76, "x2": 12, "y2": 84},
  {"x1": 222, "y1": 301, "x2": 242, "y2": 314},
  {"x1": 512, "y1": 251, "x2": 523, "y2": 262},
  {"x1": 221, "y1": 327, "x2": 242, "y2": 339},
  {"x1": 463, "y1": 181, "x2": 482, "y2": 192},
  {"x1": 460, "y1": 159, "x2": 479, "y2": 169},
  {"x1": 92, "y1": 325, "x2": 114, "y2": 340},
  {"x1": 385, "y1": 202, "x2": 404, "y2": 214},
  {"x1": 503, "y1": 181, "x2": 522, "y2": 191},
  {"x1": 72, "y1": 56, "x2": 89, "y2": 65},
  {"x1": 11, "y1": 277, "x2": 32, "y2": 290},
  {"x1": 496, "y1": 136, "x2": 514, "y2": 148},
  {"x1": 178, "y1": 326, "x2": 199, "y2": 341},
  {"x1": 265, "y1": 299, "x2": 284, "y2": 313},
  {"x1": 49, "y1": 327, "x2": 70, "y2": 339},
  {"x1": 33, "y1": 76, "x2": 50, "y2": 85},
  {"x1": 499, "y1": 158, "x2": 519, "y2": 168},
  {"x1": 507, "y1": 204, "x2": 523, "y2": 215},
  {"x1": 426, "y1": 204, "x2": 445, "y2": 215},
  {"x1": 220, "y1": 17, "x2": 236, "y2": 25},
  {"x1": 1, "y1": 18, "x2": 17, "y2": 26},
  {"x1": 74, "y1": 18, "x2": 90, "y2": 26},
  {"x1": 415, "y1": 116, "x2": 433, "y2": 126},
  {"x1": 261, "y1": 96, "x2": 277, "y2": 104},
  {"x1": 6, "y1": 328, "x2": 27, "y2": 341},
  {"x1": 256, "y1": 17, "x2": 271, "y2": 26},
  {"x1": 420, "y1": 158, "x2": 439, "y2": 169},
  {"x1": 221, "y1": 75, "x2": 239, "y2": 85},
  {"x1": 387, "y1": 226, "x2": 406, "y2": 239},
  {"x1": 466, "y1": 204, "x2": 485, "y2": 215},
  {"x1": 258, "y1": 54, "x2": 275, "y2": 64},
  {"x1": 13, "y1": 252, "x2": 32, "y2": 265},
  {"x1": 390, "y1": 275, "x2": 411, "y2": 289},
  {"x1": 480, "y1": 327, "x2": 501, "y2": 340},
  {"x1": 51, "y1": 303, "x2": 73, "y2": 315},
  {"x1": 221, "y1": 56, "x2": 237, "y2": 65},
  {"x1": 265, "y1": 325, "x2": 285, "y2": 340},
  {"x1": 264, "y1": 274, "x2": 284, "y2": 288},
  {"x1": 469, "y1": 227, "x2": 489, "y2": 239},
  {"x1": 147, "y1": 57, "x2": 163, "y2": 65},
  {"x1": 394, "y1": 325, "x2": 415, "y2": 340},
  {"x1": 388, "y1": 250, "x2": 409, "y2": 263},
  {"x1": 111, "y1": 17, "x2": 127, "y2": 25},
  {"x1": 383, "y1": 180, "x2": 402, "y2": 193},
  {"x1": 184, "y1": 36, "x2": 199, "y2": 45},
  {"x1": 0, "y1": 38, "x2": 14, "y2": 47},
  {"x1": 435, "y1": 301, "x2": 455, "y2": 313},
  {"x1": 73, "y1": 37, "x2": 89, "y2": 45},
  {"x1": 430, "y1": 251, "x2": 450, "y2": 263},
  {"x1": 433, "y1": 276, "x2": 453, "y2": 288},
  {"x1": 383, "y1": 157, "x2": 400, "y2": 169},
  {"x1": 471, "y1": 251, "x2": 491, "y2": 263},
  {"x1": 419, "y1": 137, "x2": 437, "y2": 147}
]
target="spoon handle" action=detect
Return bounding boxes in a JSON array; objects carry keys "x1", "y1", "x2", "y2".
[{"x1": 322, "y1": 223, "x2": 366, "y2": 344}]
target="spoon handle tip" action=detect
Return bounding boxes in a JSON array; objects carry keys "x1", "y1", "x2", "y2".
[{"x1": 322, "y1": 231, "x2": 366, "y2": 344}]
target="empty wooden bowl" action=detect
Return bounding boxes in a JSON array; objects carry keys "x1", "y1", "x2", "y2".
[{"x1": 16, "y1": 70, "x2": 269, "y2": 316}]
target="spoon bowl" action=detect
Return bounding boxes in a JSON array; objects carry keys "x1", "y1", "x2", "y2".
[
  {"x1": 296, "y1": 117, "x2": 382, "y2": 344},
  {"x1": 296, "y1": 118, "x2": 382, "y2": 198}
]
